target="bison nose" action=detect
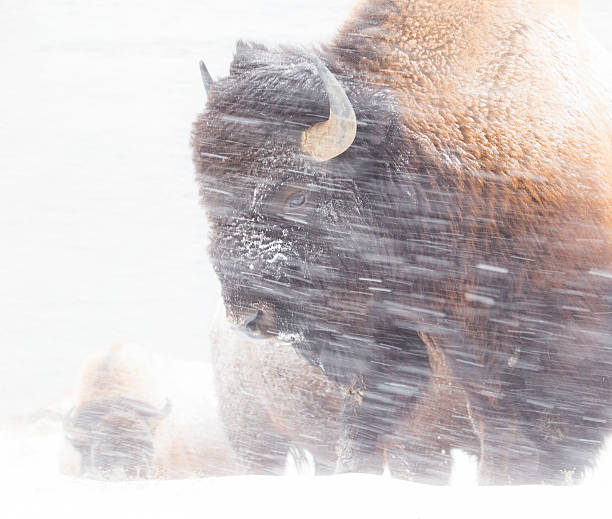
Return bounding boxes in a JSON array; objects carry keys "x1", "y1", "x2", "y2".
[{"x1": 239, "y1": 309, "x2": 271, "y2": 338}]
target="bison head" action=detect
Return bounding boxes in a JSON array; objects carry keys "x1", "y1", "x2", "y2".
[
  {"x1": 64, "y1": 397, "x2": 171, "y2": 479},
  {"x1": 192, "y1": 44, "x2": 436, "y2": 394}
]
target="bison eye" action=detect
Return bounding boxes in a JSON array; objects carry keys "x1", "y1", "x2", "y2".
[{"x1": 285, "y1": 191, "x2": 307, "y2": 212}]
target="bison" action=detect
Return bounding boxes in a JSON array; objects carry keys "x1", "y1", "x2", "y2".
[
  {"x1": 62, "y1": 343, "x2": 240, "y2": 479},
  {"x1": 192, "y1": 0, "x2": 612, "y2": 484}
]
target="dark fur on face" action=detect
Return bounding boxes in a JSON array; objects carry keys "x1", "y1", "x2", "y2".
[{"x1": 192, "y1": 42, "x2": 612, "y2": 483}]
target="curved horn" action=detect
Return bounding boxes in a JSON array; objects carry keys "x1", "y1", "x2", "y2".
[
  {"x1": 200, "y1": 60, "x2": 213, "y2": 95},
  {"x1": 301, "y1": 58, "x2": 357, "y2": 162}
]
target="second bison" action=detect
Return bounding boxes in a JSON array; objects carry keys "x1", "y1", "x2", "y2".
[{"x1": 62, "y1": 343, "x2": 240, "y2": 479}]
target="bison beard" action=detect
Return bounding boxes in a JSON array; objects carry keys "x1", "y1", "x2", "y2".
[{"x1": 192, "y1": 3, "x2": 612, "y2": 484}]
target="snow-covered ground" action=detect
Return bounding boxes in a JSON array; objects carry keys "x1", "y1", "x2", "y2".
[
  {"x1": 2, "y1": 420, "x2": 611, "y2": 518},
  {"x1": 2, "y1": 1, "x2": 612, "y2": 517}
]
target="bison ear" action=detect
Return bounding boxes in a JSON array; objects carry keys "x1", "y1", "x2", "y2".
[
  {"x1": 229, "y1": 40, "x2": 269, "y2": 76},
  {"x1": 350, "y1": 93, "x2": 404, "y2": 155},
  {"x1": 343, "y1": 97, "x2": 408, "y2": 182}
]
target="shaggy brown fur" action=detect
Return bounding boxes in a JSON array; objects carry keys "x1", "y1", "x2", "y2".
[{"x1": 193, "y1": 0, "x2": 612, "y2": 484}]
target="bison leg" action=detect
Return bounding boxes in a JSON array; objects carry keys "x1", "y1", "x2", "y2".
[
  {"x1": 385, "y1": 372, "x2": 478, "y2": 485},
  {"x1": 455, "y1": 280, "x2": 612, "y2": 485},
  {"x1": 421, "y1": 334, "x2": 542, "y2": 485},
  {"x1": 385, "y1": 332, "x2": 478, "y2": 484},
  {"x1": 335, "y1": 326, "x2": 436, "y2": 476},
  {"x1": 335, "y1": 376, "x2": 386, "y2": 474},
  {"x1": 458, "y1": 371, "x2": 610, "y2": 485},
  {"x1": 213, "y1": 349, "x2": 291, "y2": 474},
  {"x1": 218, "y1": 393, "x2": 291, "y2": 475},
  {"x1": 464, "y1": 398, "x2": 540, "y2": 485}
]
